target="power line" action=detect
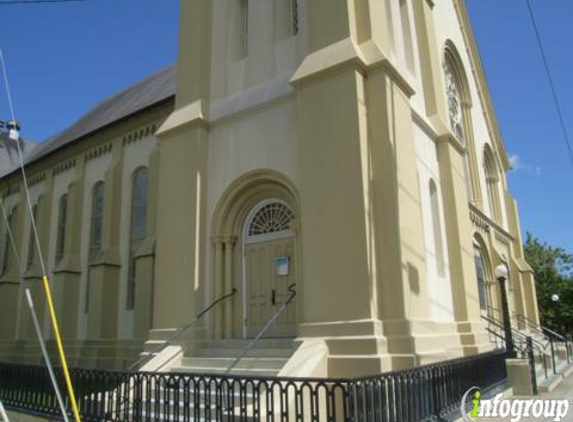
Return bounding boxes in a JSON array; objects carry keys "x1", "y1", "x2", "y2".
[
  {"x1": 0, "y1": 0, "x2": 159, "y2": 5},
  {"x1": 526, "y1": 0, "x2": 573, "y2": 170}
]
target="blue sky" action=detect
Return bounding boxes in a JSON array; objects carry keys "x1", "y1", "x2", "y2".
[{"x1": 0, "y1": 0, "x2": 571, "y2": 252}]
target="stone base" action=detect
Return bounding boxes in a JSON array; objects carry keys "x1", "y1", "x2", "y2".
[{"x1": 297, "y1": 318, "x2": 492, "y2": 377}]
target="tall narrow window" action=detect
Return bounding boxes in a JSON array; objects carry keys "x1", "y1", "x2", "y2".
[
  {"x1": 399, "y1": 0, "x2": 415, "y2": 73},
  {"x1": 429, "y1": 180, "x2": 445, "y2": 277},
  {"x1": 232, "y1": 0, "x2": 249, "y2": 59},
  {"x1": 26, "y1": 204, "x2": 38, "y2": 271},
  {"x1": 85, "y1": 276, "x2": 90, "y2": 313},
  {"x1": 55, "y1": 193, "x2": 68, "y2": 264},
  {"x1": 474, "y1": 246, "x2": 488, "y2": 311},
  {"x1": 444, "y1": 52, "x2": 476, "y2": 202},
  {"x1": 483, "y1": 147, "x2": 502, "y2": 223},
  {"x1": 1, "y1": 206, "x2": 16, "y2": 275},
  {"x1": 126, "y1": 168, "x2": 149, "y2": 311},
  {"x1": 90, "y1": 182, "x2": 104, "y2": 255},
  {"x1": 274, "y1": 0, "x2": 298, "y2": 41}
]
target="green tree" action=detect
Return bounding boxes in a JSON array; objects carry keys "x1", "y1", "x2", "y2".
[{"x1": 524, "y1": 233, "x2": 573, "y2": 335}]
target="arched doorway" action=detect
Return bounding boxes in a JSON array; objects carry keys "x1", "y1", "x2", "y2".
[
  {"x1": 210, "y1": 170, "x2": 300, "y2": 340},
  {"x1": 243, "y1": 199, "x2": 297, "y2": 338}
]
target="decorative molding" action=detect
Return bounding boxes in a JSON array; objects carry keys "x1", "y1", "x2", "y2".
[
  {"x1": 495, "y1": 231, "x2": 510, "y2": 248},
  {"x1": 470, "y1": 208, "x2": 490, "y2": 234},
  {"x1": 28, "y1": 172, "x2": 46, "y2": 187},
  {"x1": 452, "y1": 0, "x2": 510, "y2": 170},
  {"x1": 2, "y1": 183, "x2": 20, "y2": 198},
  {"x1": 84, "y1": 143, "x2": 112, "y2": 162},
  {"x1": 52, "y1": 158, "x2": 77, "y2": 177},
  {"x1": 123, "y1": 123, "x2": 158, "y2": 146}
]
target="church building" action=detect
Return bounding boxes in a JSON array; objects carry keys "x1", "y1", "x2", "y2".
[{"x1": 0, "y1": 0, "x2": 539, "y2": 378}]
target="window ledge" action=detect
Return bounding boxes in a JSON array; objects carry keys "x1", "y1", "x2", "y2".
[{"x1": 133, "y1": 236, "x2": 156, "y2": 259}]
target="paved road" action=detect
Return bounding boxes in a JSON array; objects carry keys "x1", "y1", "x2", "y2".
[{"x1": 478, "y1": 376, "x2": 573, "y2": 422}]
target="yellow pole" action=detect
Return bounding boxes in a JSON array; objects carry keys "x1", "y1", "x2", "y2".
[{"x1": 41, "y1": 275, "x2": 82, "y2": 422}]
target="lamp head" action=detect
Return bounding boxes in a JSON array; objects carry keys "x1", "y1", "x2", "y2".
[
  {"x1": 495, "y1": 264, "x2": 509, "y2": 280},
  {"x1": 552, "y1": 294, "x2": 560, "y2": 303}
]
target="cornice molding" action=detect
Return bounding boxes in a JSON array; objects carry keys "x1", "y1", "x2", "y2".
[
  {"x1": 28, "y1": 172, "x2": 46, "y2": 187},
  {"x1": 290, "y1": 38, "x2": 416, "y2": 98},
  {"x1": 123, "y1": 123, "x2": 158, "y2": 146},
  {"x1": 52, "y1": 158, "x2": 77, "y2": 177},
  {"x1": 84, "y1": 143, "x2": 113, "y2": 163},
  {"x1": 469, "y1": 203, "x2": 514, "y2": 243}
]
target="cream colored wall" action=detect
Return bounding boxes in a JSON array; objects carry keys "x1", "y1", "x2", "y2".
[
  {"x1": 209, "y1": 0, "x2": 308, "y2": 102},
  {"x1": 432, "y1": 0, "x2": 509, "y2": 230},
  {"x1": 413, "y1": 123, "x2": 454, "y2": 322},
  {"x1": 43, "y1": 169, "x2": 75, "y2": 337},
  {"x1": 77, "y1": 153, "x2": 112, "y2": 339},
  {"x1": 1, "y1": 192, "x2": 22, "y2": 338},
  {"x1": 117, "y1": 135, "x2": 156, "y2": 339},
  {"x1": 19, "y1": 183, "x2": 44, "y2": 274},
  {"x1": 205, "y1": 94, "x2": 299, "y2": 311}
]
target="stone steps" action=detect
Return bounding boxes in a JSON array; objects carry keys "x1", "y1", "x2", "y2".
[{"x1": 171, "y1": 338, "x2": 298, "y2": 377}]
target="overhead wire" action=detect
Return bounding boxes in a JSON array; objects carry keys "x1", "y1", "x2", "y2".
[
  {"x1": 526, "y1": 0, "x2": 573, "y2": 170},
  {"x1": 0, "y1": 49, "x2": 82, "y2": 422},
  {"x1": 0, "y1": 0, "x2": 167, "y2": 5}
]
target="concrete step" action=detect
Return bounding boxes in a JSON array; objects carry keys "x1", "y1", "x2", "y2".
[
  {"x1": 170, "y1": 366, "x2": 280, "y2": 377},
  {"x1": 191, "y1": 348, "x2": 294, "y2": 359},
  {"x1": 196, "y1": 339, "x2": 296, "y2": 350},
  {"x1": 180, "y1": 357, "x2": 288, "y2": 370}
]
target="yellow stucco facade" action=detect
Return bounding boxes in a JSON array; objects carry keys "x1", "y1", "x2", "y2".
[{"x1": 0, "y1": 0, "x2": 539, "y2": 378}]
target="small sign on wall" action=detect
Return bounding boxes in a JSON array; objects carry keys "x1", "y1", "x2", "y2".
[{"x1": 276, "y1": 256, "x2": 290, "y2": 276}]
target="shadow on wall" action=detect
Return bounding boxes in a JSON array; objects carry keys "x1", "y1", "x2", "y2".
[{"x1": 408, "y1": 262, "x2": 420, "y2": 295}]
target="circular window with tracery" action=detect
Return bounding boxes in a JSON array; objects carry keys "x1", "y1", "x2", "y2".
[{"x1": 246, "y1": 200, "x2": 295, "y2": 240}]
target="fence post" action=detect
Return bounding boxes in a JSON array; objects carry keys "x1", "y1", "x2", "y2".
[
  {"x1": 550, "y1": 339, "x2": 557, "y2": 375},
  {"x1": 526, "y1": 337, "x2": 539, "y2": 395}
]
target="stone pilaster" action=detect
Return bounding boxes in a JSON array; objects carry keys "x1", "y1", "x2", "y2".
[
  {"x1": 87, "y1": 144, "x2": 123, "y2": 340},
  {"x1": 153, "y1": 0, "x2": 212, "y2": 331}
]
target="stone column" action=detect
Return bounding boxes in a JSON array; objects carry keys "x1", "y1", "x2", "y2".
[
  {"x1": 87, "y1": 145, "x2": 123, "y2": 342},
  {"x1": 153, "y1": 0, "x2": 212, "y2": 331},
  {"x1": 211, "y1": 237, "x2": 224, "y2": 338},
  {"x1": 292, "y1": 0, "x2": 431, "y2": 375},
  {"x1": 413, "y1": 0, "x2": 486, "y2": 352},
  {"x1": 133, "y1": 147, "x2": 159, "y2": 340},
  {"x1": 223, "y1": 235, "x2": 237, "y2": 338},
  {"x1": 505, "y1": 191, "x2": 540, "y2": 325},
  {"x1": 54, "y1": 163, "x2": 85, "y2": 340},
  {"x1": 0, "y1": 281, "x2": 19, "y2": 340}
]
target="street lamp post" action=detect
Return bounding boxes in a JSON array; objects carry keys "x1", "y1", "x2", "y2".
[
  {"x1": 552, "y1": 294, "x2": 561, "y2": 335},
  {"x1": 495, "y1": 264, "x2": 516, "y2": 357}
]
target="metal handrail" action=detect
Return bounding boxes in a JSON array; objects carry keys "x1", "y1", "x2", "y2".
[
  {"x1": 482, "y1": 314, "x2": 549, "y2": 379},
  {"x1": 224, "y1": 283, "x2": 297, "y2": 376},
  {"x1": 481, "y1": 314, "x2": 546, "y2": 351},
  {"x1": 489, "y1": 306, "x2": 567, "y2": 343},
  {"x1": 512, "y1": 312, "x2": 566, "y2": 340},
  {"x1": 128, "y1": 288, "x2": 237, "y2": 371}
]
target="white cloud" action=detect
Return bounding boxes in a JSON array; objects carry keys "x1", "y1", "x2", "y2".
[{"x1": 509, "y1": 154, "x2": 541, "y2": 175}]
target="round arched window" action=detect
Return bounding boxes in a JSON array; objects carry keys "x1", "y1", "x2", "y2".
[{"x1": 246, "y1": 200, "x2": 295, "y2": 240}]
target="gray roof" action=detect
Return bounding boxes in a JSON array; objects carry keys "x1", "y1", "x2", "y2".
[
  {"x1": 0, "y1": 132, "x2": 38, "y2": 178},
  {"x1": 24, "y1": 65, "x2": 176, "y2": 166}
]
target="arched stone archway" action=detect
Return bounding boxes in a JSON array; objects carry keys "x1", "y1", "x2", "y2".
[{"x1": 210, "y1": 170, "x2": 301, "y2": 339}]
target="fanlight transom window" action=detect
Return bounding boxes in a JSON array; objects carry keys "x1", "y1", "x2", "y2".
[{"x1": 247, "y1": 201, "x2": 295, "y2": 239}]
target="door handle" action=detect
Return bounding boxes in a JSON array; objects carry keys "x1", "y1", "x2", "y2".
[{"x1": 271, "y1": 289, "x2": 276, "y2": 306}]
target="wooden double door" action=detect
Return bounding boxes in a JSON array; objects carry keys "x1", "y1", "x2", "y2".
[{"x1": 244, "y1": 236, "x2": 296, "y2": 338}]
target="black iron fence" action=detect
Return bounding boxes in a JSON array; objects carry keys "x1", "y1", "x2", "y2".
[{"x1": 0, "y1": 350, "x2": 507, "y2": 422}]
